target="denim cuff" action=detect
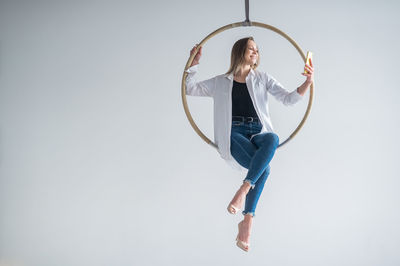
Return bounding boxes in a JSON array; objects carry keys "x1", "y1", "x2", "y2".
[{"x1": 242, "y1": 211, "x2": 255, "y2": 217}]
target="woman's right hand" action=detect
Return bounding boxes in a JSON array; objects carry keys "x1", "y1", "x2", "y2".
[{"x1": 190, "y1": 44, "x2": 202, "y2": 67}]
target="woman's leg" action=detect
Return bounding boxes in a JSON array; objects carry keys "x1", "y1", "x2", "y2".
[
  {"x1": 230, "y1": 129, "x2": 277, "y2": 249},
  {"x1": 230, "y1": 130, "x2": 257, "y2": 168},
  {"x1": 243, "y1": 133, "x2": 279, "y2": 188},
  {"x1": 231, "y1": 131, "x2": 279, "y2": 216},
  {"x1": 242, "y1": 165, "x2": 270, "y2": 216},
  {"x1": 230, "y1": 130, "x2": 273, "y2": 216},
  {"x1": 228, "y1": 130, "x2": 256, "y2": 213}
]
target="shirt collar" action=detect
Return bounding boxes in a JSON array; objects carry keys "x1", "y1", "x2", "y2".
[{"x1": 224, "y1": 68, "x2": 255, "y2": 80}]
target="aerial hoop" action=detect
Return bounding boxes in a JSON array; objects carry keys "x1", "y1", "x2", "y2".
[{"x1": 181, "y1": 20, "x2": 314, "y2": 149}]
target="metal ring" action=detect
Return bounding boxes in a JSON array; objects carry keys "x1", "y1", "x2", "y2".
[{"x1": 181, "y1": 21, "x2": 314, "y2": 149}]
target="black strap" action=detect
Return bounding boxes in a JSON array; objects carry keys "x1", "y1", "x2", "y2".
[
  {"x1": 245, "y1": 0, "x2": 250, "y2": 23},
  {"x1": 242, "y1": 0, "x2": 251, "y2": 26}
]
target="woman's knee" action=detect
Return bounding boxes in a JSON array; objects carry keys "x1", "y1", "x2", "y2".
[
  {"x1": 256, "y1": 133, "x2": 279, "y2": 147},
  {"x1": 269, "y1": 133, "x2": 279, "y2": 146}
]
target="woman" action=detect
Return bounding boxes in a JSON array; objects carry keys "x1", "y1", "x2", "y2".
[{"x1": 185, "y1": 37, "x2": 314, "y2": 252}]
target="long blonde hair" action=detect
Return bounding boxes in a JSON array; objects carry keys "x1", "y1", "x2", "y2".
[{"x1": 226, "y1": 37, "x2": 260, "y2": 76}]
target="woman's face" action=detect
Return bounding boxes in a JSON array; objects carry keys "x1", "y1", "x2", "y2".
[{"x1": 244, "y1": 40, "x2": 259, "y2": 66}]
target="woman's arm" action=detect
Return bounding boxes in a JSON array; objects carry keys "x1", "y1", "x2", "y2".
[
  {"x1": 185, "y1": 45, "x2": 216, "y2": 97},
  {"x1": 265, "y1": 74, "x2": 303, "y2": 106},
  {"x1": 266, "y1": 59, "x2": 315, "y2": 105},
  {"x1": 297, "y1": 58, "x2": 314, "y2": 96}
]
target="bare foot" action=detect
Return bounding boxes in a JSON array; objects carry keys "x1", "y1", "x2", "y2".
[
  {"x1": 227, "y1": 183, "x2": 251, "y2": 214},
  {"x1": 236, "y1": 217, "x2": 253, "y2": 251}
]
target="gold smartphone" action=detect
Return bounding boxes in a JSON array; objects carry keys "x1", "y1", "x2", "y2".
[{"x1": 304, "y1": 51, "x2": 313, "y2": 74}]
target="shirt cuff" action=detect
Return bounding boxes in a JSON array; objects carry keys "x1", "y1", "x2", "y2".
[
  {"x1": 185, "y1": 64, "x2": 198, "y2": 74},
  {"x1": 292, "y1": 88, "x2": 303, "y2": 102}
]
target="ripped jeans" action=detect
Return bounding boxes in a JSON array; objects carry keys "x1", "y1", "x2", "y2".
[{"x1": 230, "y1": 119, "x2": 279, "y2": 217}]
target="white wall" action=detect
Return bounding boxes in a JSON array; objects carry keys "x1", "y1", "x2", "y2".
[{"x1": 0, "y1": 0, "x2": 399, "y2": 265}]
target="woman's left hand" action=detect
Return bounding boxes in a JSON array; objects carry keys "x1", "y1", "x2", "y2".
[{"x1": 301, "y1": 58, "x2": 314, "y2": 84}]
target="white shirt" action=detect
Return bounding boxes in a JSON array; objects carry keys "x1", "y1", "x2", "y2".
[{"x1": 185, "y1": 64, "x2": 303, "y2": 171}]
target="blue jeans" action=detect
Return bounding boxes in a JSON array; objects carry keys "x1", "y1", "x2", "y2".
[{"x1": 230, "y1": 120, "x2": 279, "y2": 217}]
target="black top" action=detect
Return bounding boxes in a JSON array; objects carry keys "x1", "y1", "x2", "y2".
[{"x1": 231, "y1": 80, "x2": 259, "y2": 119}]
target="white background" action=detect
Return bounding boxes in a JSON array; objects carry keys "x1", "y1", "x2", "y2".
[{"x1": 0, "y1": 0, "x2": 399, "y2": 265}]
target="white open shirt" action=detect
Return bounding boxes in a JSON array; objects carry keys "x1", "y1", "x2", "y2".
[{"x1": 185, "y1": 64, "x2": 304, "y2": 171}]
